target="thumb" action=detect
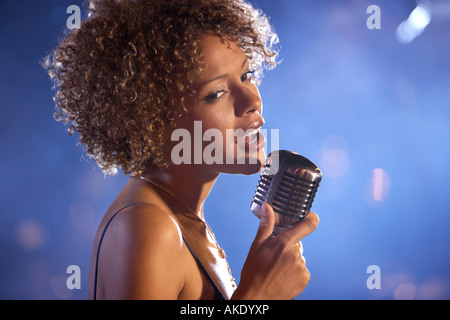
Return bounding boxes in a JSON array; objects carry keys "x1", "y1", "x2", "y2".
[{"x1": 253, "y1": 203, "x2": 275, "y2": 246}]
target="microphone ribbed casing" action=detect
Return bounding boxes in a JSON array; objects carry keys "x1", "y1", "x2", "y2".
[{"x1": 250, "y1": 150, "x2": 322, "y2": 232}]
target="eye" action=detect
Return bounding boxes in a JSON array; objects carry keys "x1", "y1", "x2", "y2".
[
  {"x1": 241, "y1": 70, "x2": 255, "y2": 82},
  {"x1": 204, "y1": 89, "x2": 226, "y2": 103}
]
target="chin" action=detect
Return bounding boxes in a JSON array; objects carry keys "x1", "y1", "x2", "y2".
[
  {"x1": 211, "y1": 162, "x2": 263, "y2": 176},
  {"x1": 216, "y1": 149, "x2": 267, "y2": 175}
]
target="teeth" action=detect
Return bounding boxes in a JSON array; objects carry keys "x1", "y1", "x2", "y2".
[
  {"x1": 244, "y1": 129, "x2": 259, "y2": 144},
  {"x1": 235, "y1": 127, "x2": 262, "y2": 146},
  {"x1": 245, "y1": 128, "x2": 259, "y2": 137}
]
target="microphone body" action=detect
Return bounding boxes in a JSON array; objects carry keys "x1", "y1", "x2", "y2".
[{"x1": 251, "y1": 150, "x2": 322, "y2": 234}]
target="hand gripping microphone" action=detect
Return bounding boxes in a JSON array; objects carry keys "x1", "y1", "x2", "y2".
[{"x1": 251, "y1": 150, "x2": 322, "y2": 234}]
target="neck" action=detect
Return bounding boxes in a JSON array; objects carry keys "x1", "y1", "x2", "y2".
[{"x1": 141, "y1": 163, "x2": 219, "y2": 220}]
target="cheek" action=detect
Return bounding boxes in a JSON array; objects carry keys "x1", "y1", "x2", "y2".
[
  {"x1": 176, "y1": 108, "x2": 236, "y2": 157},
  {"x1": 195, "y1": 110, "x2": 236, "y2": 144},
  {"x1": 189, "y1": 101, "x2": 233, "y2": 125}
]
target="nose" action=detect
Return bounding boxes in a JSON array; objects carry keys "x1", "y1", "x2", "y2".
[{"x1": 236, "y1": 84, "x2": 263, "y2": 117}]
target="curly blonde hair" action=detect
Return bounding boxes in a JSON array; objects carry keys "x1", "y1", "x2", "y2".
[{"x1": 44, "y1": 0, "x2": 279, "y2": 176}]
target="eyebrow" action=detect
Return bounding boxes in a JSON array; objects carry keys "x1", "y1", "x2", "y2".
[{"x1": 200, "y1": 57, "x2": 249, "y2": 86}]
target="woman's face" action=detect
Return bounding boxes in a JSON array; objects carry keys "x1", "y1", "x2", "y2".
[{"x1": 168, "y1": 33, "x2": 267, "y2": 175}]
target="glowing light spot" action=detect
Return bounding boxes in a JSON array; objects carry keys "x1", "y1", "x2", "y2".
[
  {"x1": 364, "y1": 168, "x2": 391, "y2": 207},
  {"x1": 394, "y1": 283, "x2": 416, "y2": 300},
  {"x1": 321, "y1": 149, "x2": 349, "y2": 178},
  {"x1": 16, "y1": 220, "x2": 46, "y2": 250},
  {"x1": 319, "y1": 134, "x2": 349, "y2": 178},
  {"x1": 409, "y1": 5, "x2": 432, "y2": 29},
  {"x1": 396, "y1": 4, "x2": 431, "y2": 44},
  {"x1": 372, "y1": 168, "x2": 385, "y2": 201},
  {"x1": 417, "y1": 278, "x2": 449, "y2": 299}
]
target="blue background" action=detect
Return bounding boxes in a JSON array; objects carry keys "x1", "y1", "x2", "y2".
[{"x1": 1, "y1": 0, "x2": 449, "y2": 299}]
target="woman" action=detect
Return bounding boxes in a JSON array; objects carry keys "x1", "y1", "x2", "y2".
[{"x1": 44, "y1": 0, "x2": 319, "y2": 300}]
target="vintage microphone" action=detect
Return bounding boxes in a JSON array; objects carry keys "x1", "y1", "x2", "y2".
[{"x1": 250, "y1": 150, "x2": 322, "y2": 234}]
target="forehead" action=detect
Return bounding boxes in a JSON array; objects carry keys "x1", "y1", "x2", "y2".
[{"x1": 198, "y1": 33, "x2": 247, "y2": 76}]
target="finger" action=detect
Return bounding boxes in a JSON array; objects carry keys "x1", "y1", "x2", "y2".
[
  {"x1": 295, "y1": 241, "x2": 303, "y2": 255},
  {"x1": 279, "y1": 212, "x2": 319, "y2": 245},
  {"x1": 253, "y1": 203, "x2": 276, "y2": 246},
  {"x1": 298, "y1": 242, "x2": 304, "y2": 260}
]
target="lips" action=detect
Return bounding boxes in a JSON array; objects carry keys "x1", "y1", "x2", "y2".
[{"x1": 236, "y1": 118, "x2": 266, "y2": 151}]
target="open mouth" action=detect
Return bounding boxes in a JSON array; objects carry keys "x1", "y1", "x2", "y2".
[{"x1": 236, "y1": 128, "x2": 266, "y2": 151}]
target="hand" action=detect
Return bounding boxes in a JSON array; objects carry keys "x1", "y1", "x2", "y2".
[{"x1": 232, "y1": 203, "x2": 319, "y2": 300}]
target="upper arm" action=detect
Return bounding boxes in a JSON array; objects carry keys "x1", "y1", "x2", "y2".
[{"x1": 98, "y1": 204, "x2": 185, "y2": 299}]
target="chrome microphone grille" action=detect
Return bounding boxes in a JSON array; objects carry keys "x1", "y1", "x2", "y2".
[{"x1": 251, "y1": 150, "x2": 322, "y2": 231}]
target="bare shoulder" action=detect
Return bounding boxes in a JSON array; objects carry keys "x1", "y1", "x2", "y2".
[
  {"x1": 109, "y1": 203, "x2": 183, "y2": 246},
  {"x1": 95, "y1": 203, "x2": 185, "y2": 299}
]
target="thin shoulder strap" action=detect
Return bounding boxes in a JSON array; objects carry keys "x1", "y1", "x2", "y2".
[
  {"x1": 92, "y1": 202, "x2": 150, "y2": 300},
  {"x1": 181, "y1": 236, "x2": 226, "y2": 300}
]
